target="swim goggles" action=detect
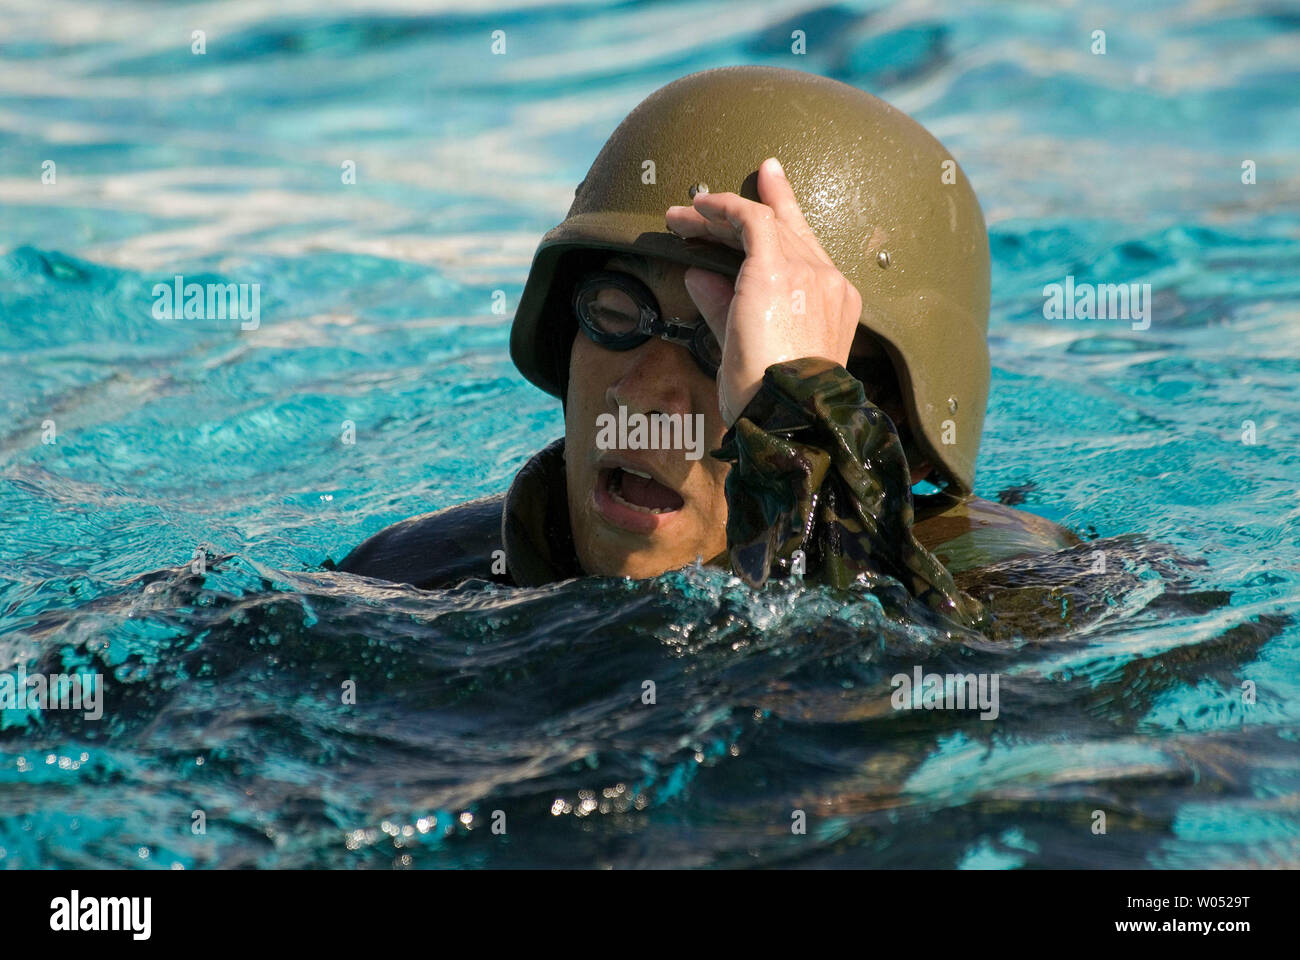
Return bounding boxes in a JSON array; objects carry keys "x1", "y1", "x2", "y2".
[{"x1": 572, "y1": 270, "x2": 722, "y2": 378}]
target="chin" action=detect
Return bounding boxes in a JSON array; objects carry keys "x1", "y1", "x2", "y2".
[{"x1": 577, "y1": 527, "x2": 700, "y2": 580}]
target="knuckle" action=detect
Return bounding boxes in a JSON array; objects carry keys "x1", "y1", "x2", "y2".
[
  {"x1": 790, "y1": 263, "x2": 816, "y2": 287},
  {"x1": 815, "y1": 264, "x2": 842, "y2": 290}
]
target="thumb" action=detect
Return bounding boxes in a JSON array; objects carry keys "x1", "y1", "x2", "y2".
[{"x1": 683, "y1": 266, "x2": 734, "y2": 345}]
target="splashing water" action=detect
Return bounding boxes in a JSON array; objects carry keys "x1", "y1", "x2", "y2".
[{"x1": 1, "y1": 0, "x2": 1298, "y2": 868}]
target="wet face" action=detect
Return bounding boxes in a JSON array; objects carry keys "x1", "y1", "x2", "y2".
[{"x1": 564, "y1": 254, "x2": 730, "y2": 578}]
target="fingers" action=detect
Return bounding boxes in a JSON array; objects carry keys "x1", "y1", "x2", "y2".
[
  {"x1": 665, "y1": 157, "x2": 832, "y2": 268},
  {"x1": 682, "y1": 266, "x2": 735, "y2": 348},
  {"x1": 755, "y1": 158, "x2": 835, "y2": 267},
  {"x1": 667, "y1": 191, "x2": 783, "y2": 263}
]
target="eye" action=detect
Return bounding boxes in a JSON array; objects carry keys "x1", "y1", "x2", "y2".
[{"x1": 579, "y1": 285, "x2": 640, "y2": 336}]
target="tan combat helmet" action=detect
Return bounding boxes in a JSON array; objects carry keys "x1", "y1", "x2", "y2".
[{"x1": 510, "y1": 65, "x2": 991, "y2": 493}]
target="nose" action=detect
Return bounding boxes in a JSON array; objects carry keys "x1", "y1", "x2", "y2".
[{"x1": 604, "y1": 336, "x2": 695, "y2": 418}]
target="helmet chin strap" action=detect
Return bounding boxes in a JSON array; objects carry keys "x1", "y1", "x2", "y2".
[{"x1": 554, "y1": 330, "x2": 573, "y2": 416}]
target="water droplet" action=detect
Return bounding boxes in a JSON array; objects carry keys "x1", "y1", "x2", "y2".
[{"x1": 877, "y1": 250, "x2": 891, "y2": 268}]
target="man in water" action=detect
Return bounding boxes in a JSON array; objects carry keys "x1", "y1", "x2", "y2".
[{"x1": 336, "y1": 66, "x2": 1077, "y2": 626}]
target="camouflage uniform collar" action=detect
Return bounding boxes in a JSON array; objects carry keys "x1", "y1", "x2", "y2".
[{"x1": 502, "y1": 438, "x2": 583, "y2": 586}]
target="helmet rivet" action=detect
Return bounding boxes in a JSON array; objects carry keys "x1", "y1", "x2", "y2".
[
  {"x1": 947, "y1": 396, "x2": 958, "y2": 413},
  {"x1": 877, "y1": 250, "x2": 891, "y2": 268},
  {"x1": 689, "y1": 182, "x2": 709, "y2": 199}
]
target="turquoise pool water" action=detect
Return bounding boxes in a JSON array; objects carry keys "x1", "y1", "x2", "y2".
[{"x1": 1, "y1": 0, "x2": 1298, "y2": 868}]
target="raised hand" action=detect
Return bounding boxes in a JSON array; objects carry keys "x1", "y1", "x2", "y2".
[{"x1": 666, "y1": 157, "x2": 863, "y2": 425}]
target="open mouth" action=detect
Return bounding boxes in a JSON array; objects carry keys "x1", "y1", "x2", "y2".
[{"x1": 601, "y1": 466, "x2": 685, "y2": 514}]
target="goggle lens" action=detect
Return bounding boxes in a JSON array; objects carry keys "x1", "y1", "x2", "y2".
[
  {"x1": 578, "y1": 284, "x2": 641, "y2": 338},
  {"x1": 573, "y1": 270, "x2": 721, "y2": 378}
]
